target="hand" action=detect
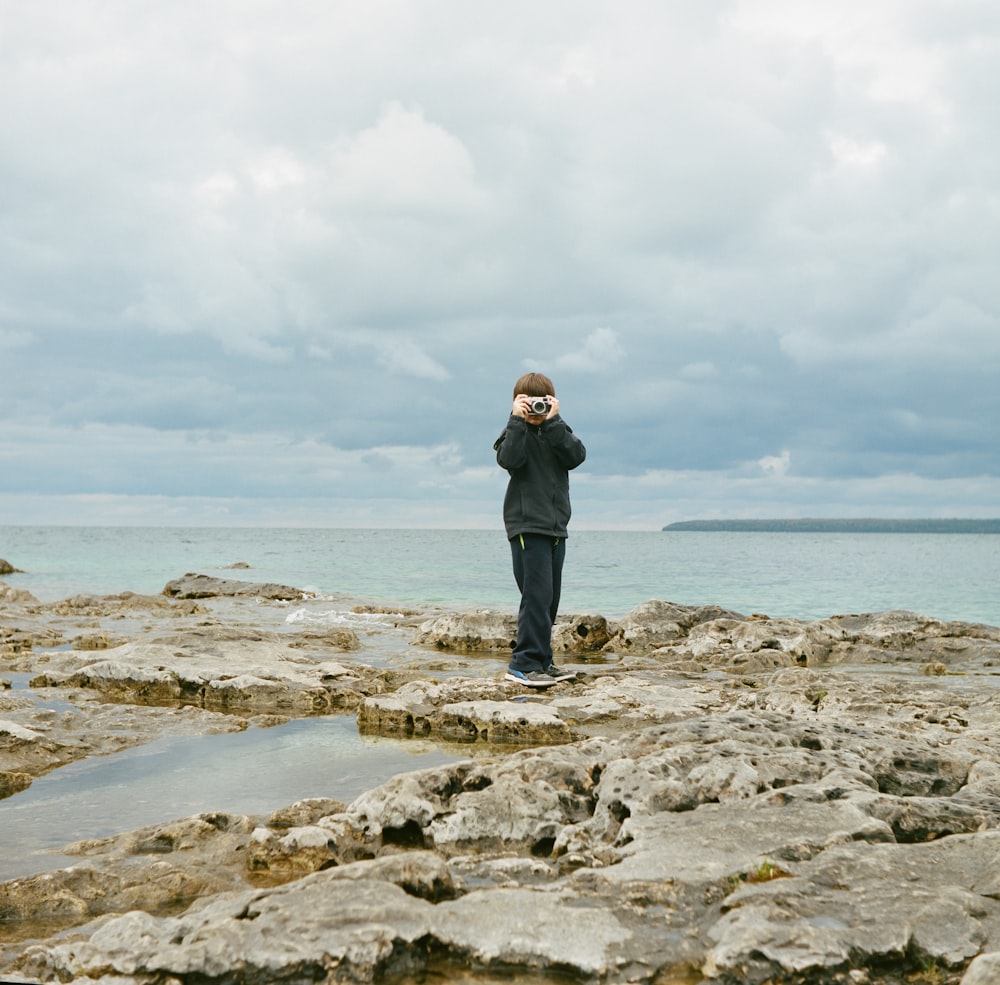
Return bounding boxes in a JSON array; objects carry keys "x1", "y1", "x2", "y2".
[{"x1": 512, "y1": 394, "x2": 558, "y2": 420}]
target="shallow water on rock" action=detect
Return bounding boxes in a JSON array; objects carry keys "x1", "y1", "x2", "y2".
[{"x1": 0, "y1": 714, "x2": 464, "y2": 882}]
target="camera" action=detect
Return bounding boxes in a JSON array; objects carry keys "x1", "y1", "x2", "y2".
[{"x1": 527, "y1": 397, "x2": 551, "y2": 415}]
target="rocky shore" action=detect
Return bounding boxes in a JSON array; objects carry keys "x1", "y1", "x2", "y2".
[{"x1": 4, "y1": 567, "x2": 1000, "y2": 984}]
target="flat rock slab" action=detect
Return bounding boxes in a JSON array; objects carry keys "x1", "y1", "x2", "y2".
[
  {"x1": 25, "y1": 626, "x2": 393, "y2": 715},
  {"x1": 162, "y1": 573, "x2": 307, "y2": 600}
]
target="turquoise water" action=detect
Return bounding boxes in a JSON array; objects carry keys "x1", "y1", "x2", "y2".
[
  {"x1": 2, "y1": 525, "x2": 998, "y2": 625},
  {"x1": 0, "y1": 708, "x2": 459, "y2": 883}
]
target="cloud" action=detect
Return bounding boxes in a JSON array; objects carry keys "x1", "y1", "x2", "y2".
[
  {"x1": 553, "y1": 328, "x2": 625, "y2": 373},
  {"x1": 0, "y1": 328, "x2": 33, "y2": 350},
  {"x1": 2, "y1": 1, "x2": 999, "y2": 528},
  {"x1": 373, "y1": 337, "x2": 451, "y2": 381},
  {"x1": 328, "y1": 102, "x2": 484, "y2": 216},
  {"x1": 758, "y1": 450, "x2": 792, "y2": 476}
]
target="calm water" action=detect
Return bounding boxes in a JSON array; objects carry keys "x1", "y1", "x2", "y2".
[
  {"x1": 0, "y1": 687, "x2": 461, "y2": 882},
  {"x1": 1, "y1": 525, "x2": 998, "y2": 624}
]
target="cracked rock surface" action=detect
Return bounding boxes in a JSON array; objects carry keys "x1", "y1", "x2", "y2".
[{"x1": 4, "y1": 578, "x2": 1000, "y2": 983}]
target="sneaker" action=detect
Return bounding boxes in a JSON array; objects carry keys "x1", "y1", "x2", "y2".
[
  {"x1": 544, "y1": 664, "x2": 577, "y2": 682},
  {"x1": 504, "y1": 668, "x2": 557, "y2": 688}
]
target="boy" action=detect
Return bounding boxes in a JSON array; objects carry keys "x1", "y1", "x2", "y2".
[{"x1": 494, "y1": 372, "x2": 587, "y2": 687}]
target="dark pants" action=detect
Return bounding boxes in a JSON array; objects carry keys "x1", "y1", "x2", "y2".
[{"x1": 509, "y1": 533, "x2": 565, "y2": 673}]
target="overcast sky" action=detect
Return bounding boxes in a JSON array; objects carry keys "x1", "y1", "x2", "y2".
[{"x1": 2, "y1": 0, "x2": 998, "y2": 529}]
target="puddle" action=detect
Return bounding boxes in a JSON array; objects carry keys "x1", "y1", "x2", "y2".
[
  {"x1": 2, "y1": 673, "x2": 35, "y2": 689},
  {"x1": 1, "y1": 671, "x2": 85, "y2": 714},
  {"x1": 390, "y1": 966, "x2": 705, "y2": 985},
  {"x1": 0, "y1": 716, "x2": 464, "y2": 882}
]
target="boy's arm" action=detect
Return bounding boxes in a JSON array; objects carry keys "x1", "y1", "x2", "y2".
[
  {"x1": 541, "y1": 416, "x2": 587, "y2": 470},
  {"x1": 494, "y1": 415, "x2": 529, "y2": 469}
]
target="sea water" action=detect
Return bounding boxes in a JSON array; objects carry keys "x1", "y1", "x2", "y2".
[{"x1": 1, "y1": 525, "x2": 998, "y2": 624}]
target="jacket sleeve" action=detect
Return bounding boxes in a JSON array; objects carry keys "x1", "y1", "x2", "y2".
[
  {"x1": 541, "y1": 416, "x2": 587, "y2": 470},
  {"x1": 494, "y1": 415, "x2": 528, "y2": 469}
]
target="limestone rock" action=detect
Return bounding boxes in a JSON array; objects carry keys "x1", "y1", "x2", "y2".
[
  {"x1": 71, "y1": 633, "x2": 127, "y2": 651},
  {"x1": 610, "y1": 599, "x2": 747, "y2": 651},
  {"x1": 267, "y1": 797, "x2": 347, "y2": 828},
  {"x1": 411, "y1": 610, "x2": 612, "y2": 657},
  {"x1": 162, "y1": 572, "x2": 306, "y2": 600},
  {"x1": 704, "y1": 832, "x2": 1000, "y2": 981},
  {"x1": 17, "y1": 876, "x2": 438, "y2": 985},
  {"x1": 288, "y1": 627, "x2": 361, "y2": 651},
  {"x1": 411, "y1": 609, "x2": 517, "y2": 652},
  {"x1": 27, "y1": 626, "x2": 396, "y2": 714},
  {"x1": 551, "y1": 613, "x2": 613, "y2": 655},
  {"x1": 963, "y1": 952, "x2": 1000, "y2": 984},
  {"x1": 0, "y1": 581, "x2": 36, "y2": 604},
  {"x1": 358, "y1": 680, "x2": 574, "y2": 745},
  {"x1": 0, "y1": 769, "x2": 31, "y2": 799},
  {"x1": 43, "y1": 591, "x2": 206, "y2": 617},
  {"x1": 8, "y1": 595, "x2": 1000, "y2": 984}
]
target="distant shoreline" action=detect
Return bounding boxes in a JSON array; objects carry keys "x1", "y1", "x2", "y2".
[{"x1": 661, "y1": 518, "x2": 1000, "y2": 533}]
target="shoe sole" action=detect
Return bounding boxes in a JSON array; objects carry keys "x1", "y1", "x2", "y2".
[{"x1": 504, "y1": 673, "x2": 556, "y2": 689}]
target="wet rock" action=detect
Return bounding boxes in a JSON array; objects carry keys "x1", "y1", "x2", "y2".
[
  {"x1": 162, "y1": 572, "x2": 306, "y2": 600},
  {"x1": 358, "y1": 680, "x2": 573, "y2": 744},
  {"x1": 0, "y1": 856, "x2": 244, "y2": 926},
  {"x1": 43, "y1": 591, "x2": 206, "y2": 618},
  {"x1": 27, "y1": 626, "x2": 397, "y2": 714},
  {"x1": 0, "y1": 769, "x2": 31, "y2": 798},
  {"x1": 0, "y1": 623, "x2": 64, "y2": 657},
  {"x1": 0, "y1": 582, "x2": 36, "y2": 604},
  {"x1": 0, "y1": 560, "x2": 22, "y2": 576},
  {"x1": 288, "y1": 627, "x2": 361, "y2": 651},
  {"x1": 71, "y1": 633, "x2": 127, "y2": 651}
]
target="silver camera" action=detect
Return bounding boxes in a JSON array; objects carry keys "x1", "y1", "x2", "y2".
[{"x1": 526, "y1": 397, "x2": 551, "y2": 415}]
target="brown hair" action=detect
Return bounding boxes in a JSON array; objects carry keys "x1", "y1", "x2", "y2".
[{"x1": 513, "y1": 372, "x2": 555, "y2": 398}]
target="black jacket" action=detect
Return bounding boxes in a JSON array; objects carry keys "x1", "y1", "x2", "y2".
[{"x1": 494, "y1": 414, "x2": 586, "y2": 539}]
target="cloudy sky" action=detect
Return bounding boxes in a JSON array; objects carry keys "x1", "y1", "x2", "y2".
[{"x1": 2, "y1": 0, "x2": 998, "y2": 529}]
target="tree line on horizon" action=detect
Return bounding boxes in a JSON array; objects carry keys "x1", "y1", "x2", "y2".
[{"x1": 661, "y1": 518, "x2": 1000, "y2": 533}]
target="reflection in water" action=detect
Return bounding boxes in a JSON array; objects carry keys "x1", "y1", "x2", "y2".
[
  {"x1": 392, "y1": 964, "x2": 705, "y2": 985},
  {"x1": 0, "y1": 716, "x2": 462, "y2": 882}
]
